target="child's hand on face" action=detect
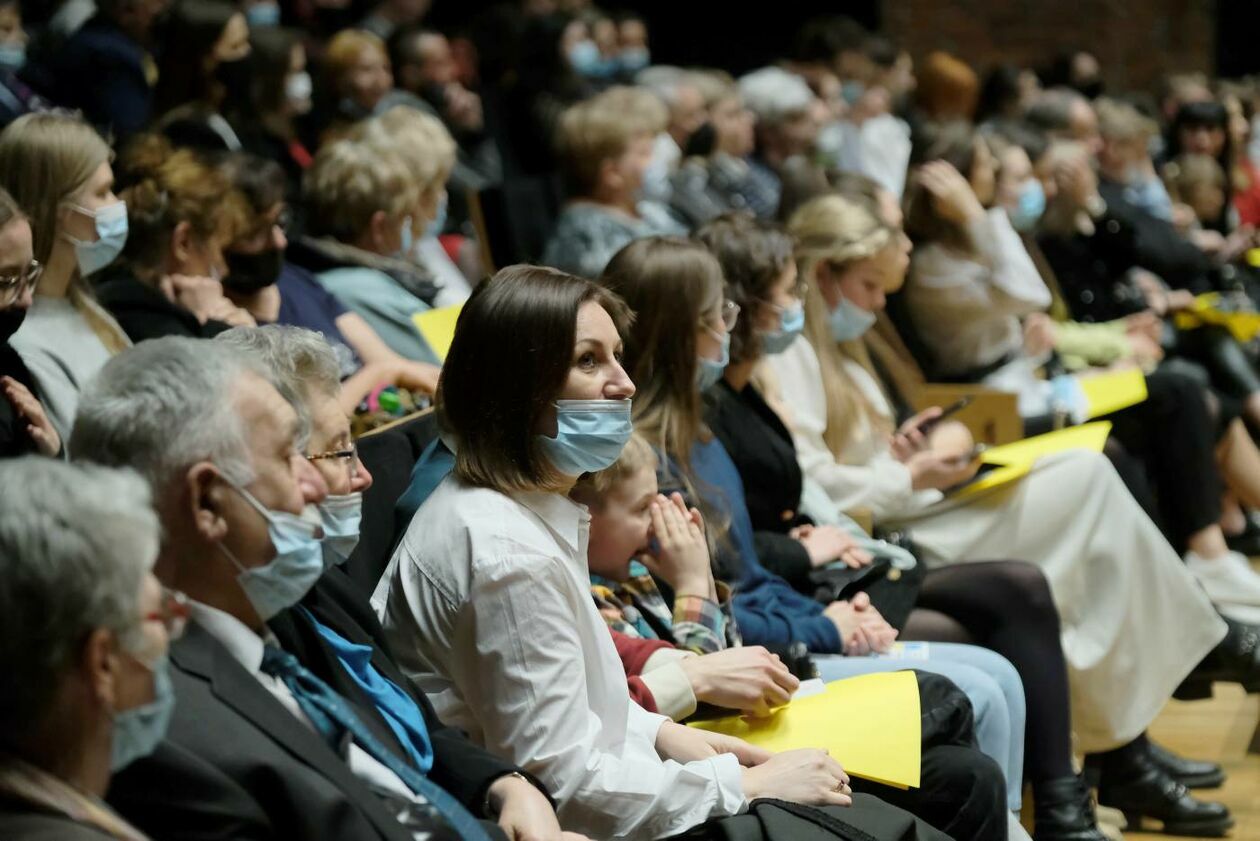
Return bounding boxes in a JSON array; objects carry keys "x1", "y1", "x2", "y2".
[{"x1": 636, "y1": 492, "x2": 715, "y2": 599}]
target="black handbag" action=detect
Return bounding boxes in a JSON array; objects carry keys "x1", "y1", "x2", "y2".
[
  {"x1": 670, "y1": 795, "x2": 954, "y2": 841},
  {"x1": 807, "y1": 530, "x2": 924, "y2": 633}
]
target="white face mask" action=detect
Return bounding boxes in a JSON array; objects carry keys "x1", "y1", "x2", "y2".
[{"x1": 285, "y1": 71, "x2": 313, "y2": 112}]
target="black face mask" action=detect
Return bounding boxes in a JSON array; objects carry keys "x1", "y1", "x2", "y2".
[
  {"x1": 224, "y1": 248, "x2": 283, "y2": 293},
  {"x1": 213, "y1": 56, "x2": 252, "y2": 103},
  {"x1": 0, "y1": 305, "x2": 27, "y2": 344}
]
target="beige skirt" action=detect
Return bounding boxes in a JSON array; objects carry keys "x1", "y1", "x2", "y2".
[{"x1": 887, "y1": 449, "x2": 1227, "y2": 752}]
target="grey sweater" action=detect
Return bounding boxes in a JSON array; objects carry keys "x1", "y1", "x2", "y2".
[{"x1": 9, "y1": 297, "x2": 128, "y2": 442}]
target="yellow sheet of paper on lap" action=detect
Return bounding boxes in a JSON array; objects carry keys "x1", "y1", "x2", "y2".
[
  {"x1": 950, "y1": 422, "x2": 1112, "y2": 499},
  {"x1": 1077, "y1": 368, "x2": 1148, "y2": 419},
  {"x1": 412, "y1": 304, "x2": 463, "y2": 362},
  {"x1": 980, "y1": 421, "x2": 1112, "y2": 467},
  {"x1": 688, "y1": 671, "x2": 921, "y2": 789}
]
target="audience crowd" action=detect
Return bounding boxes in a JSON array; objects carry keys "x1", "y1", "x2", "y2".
[{"x1": 3, "y1": 2, "x2": 1260, "y2": 840}]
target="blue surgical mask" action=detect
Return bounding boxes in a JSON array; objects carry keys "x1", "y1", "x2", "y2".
[
  {"x1": 397, "y1": 216, "x2": 414, "y2": 259},
  {"x1": 426, "y1": 194, "x2": 448, "y2": 239},
  {"x1": 245, "y1": 1, "x2": 281, "y2": 27},
  {"x1": 760, "y1": 303, "x2": 805, "y2": 355},
  {"x1": 841, "y1": 80, "x2": 866, "y2": 106},
  {"x1": 828, "y1": 295, "x2": 876, "y2": 342},
  {"x1": 696, "y1": 329, "x2": 730, "y2": 391},
  {"x1": 1009, "y1": 179, "x2": 1046, "y2": 232},
  {"x1": 0, "y1": 42, "x2": 26, "y2": 73},
  {"x1": 319, "y1": 492, "x2": 362, "y2": 570},
  {"x1": 569, "y1": 40, "x2": 602, "y2": 76},
  {"x1": 537, "y1": 399, "x2": 633, "y2": 476},
  {"x1": 218, "y1": 481, "x2": 325, "y2": 621},
  {"x1": 110, "y1": 656, "x2": 175, "y2": 771},
  {"x1": 619, "y1": 47, "x2": 650, "y2": 75},
  {"x1": 64, "y1": 201, "x2": 128, "y2": 277}
]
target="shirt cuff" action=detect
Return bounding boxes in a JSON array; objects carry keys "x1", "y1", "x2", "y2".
[
  {"x1": 639, "y1": 659, "x2": 699, "y2": 721},
  {"x1": 673, "y1": 594, "x2": 727, "y2": 638}
]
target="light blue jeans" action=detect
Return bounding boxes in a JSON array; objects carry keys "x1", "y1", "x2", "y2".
[{"x1": 814, "y1": 642, "x2": 1026, "y2": 811}]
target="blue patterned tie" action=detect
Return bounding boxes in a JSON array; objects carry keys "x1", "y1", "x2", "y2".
[{"x1": 260, "y1": 645, "x2": 493, "y2": 841}]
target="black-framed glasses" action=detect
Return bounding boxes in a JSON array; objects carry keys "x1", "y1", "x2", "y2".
[{"x1": 0, "y1": 259, "x2": 41, "y2": 306}]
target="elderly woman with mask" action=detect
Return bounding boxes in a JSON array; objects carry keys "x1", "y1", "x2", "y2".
[{"x1": 0, "y1": 458, "x2": 181, "y2": 840}]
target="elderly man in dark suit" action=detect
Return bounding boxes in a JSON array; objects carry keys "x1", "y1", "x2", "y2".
[{"x1": 72, "y1": 337, "x2": 585, "y2": 841}]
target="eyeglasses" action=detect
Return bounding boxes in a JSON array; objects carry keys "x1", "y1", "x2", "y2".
[
  {"x1": 144, "y1": 588, "x2": 190, "y2": 641},
  {"x1": 702, "y1": 299, "x2": 741, "y2": 332},
  {"x1": 308, "y1": 441, "x2": 359, "y2": 478},
  {"x1": 0, "y1": 259, "x2": 41, "y2": 306}
]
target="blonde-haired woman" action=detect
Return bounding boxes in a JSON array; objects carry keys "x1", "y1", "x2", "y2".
[
  {"x1": 351, "y1": 106, "x2": 474, "y2": 306},
  {"x1": 766, "y1": 192, "x2": 1244, "y2": 834},
  {"x1": 0, "y1": 113, "x2": 130, "y2": 442}
]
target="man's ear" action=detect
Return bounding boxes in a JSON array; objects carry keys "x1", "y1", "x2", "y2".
[{"x1": 187, "y1": 462, "x2": 230, "y2": 543}]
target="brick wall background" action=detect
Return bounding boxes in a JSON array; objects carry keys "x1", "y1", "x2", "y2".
[{"x1": 882, "y1": 0, "x2": 1215, "y2": 95}]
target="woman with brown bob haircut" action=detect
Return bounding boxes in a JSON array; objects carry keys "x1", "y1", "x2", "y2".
[{"x1": 374, "y1": 264, "x2": 926, "y2": 840}]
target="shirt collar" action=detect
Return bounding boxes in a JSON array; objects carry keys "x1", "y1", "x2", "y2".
[
  {"x1": 513, "y1": 490, "x2": 589, "y2": 556},
  {"x1": 189, "y1": 600, "x2": 280, "y2": 675}
]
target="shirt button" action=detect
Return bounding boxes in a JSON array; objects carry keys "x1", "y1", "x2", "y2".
[
  {"x1": 1082, "y1": 290, "x2": 1095, "y2": 304},
  {"x1": 1107, "y1": 220, "x2": 1120, "y2": 234},
  {"x1": 780, "y1": 510, "x2": 795, "y2": 521}
]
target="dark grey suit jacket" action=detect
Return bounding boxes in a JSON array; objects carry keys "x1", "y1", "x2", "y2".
[{"x1": 106, "y1": 621, "x2": 428, "y2": 841}]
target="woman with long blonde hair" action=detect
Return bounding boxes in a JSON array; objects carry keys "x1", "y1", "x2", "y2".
[
  {"x1": 0, "y1": 112, "x2": 130, "y2": 441},
  {"x1": 766, "y1": 191, "x2": 1244, "y2": 834}
]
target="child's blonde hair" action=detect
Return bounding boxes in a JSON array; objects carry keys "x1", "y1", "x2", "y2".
[{"x1": 571, "y1": 432, "x2": 658, "y2": 507}]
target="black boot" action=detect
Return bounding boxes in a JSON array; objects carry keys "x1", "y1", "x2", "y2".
[
  {"x1": 1091, "y1": 743, "x2": 1233, "y2": 837},
  {"x1": 1174, "y1": 615, "x2": 1260, "y2": 700},
  {"x1": 1147, "y1": 742, "x2": 1226, "y2": 789},
  {"x1": 1031, "y1": 776, "x2": 1108, "y2": 841}
]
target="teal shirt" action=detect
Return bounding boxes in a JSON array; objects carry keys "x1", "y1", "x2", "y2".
[{"x1": 315, "y1": 266, "x2": 440, "y2": 365}]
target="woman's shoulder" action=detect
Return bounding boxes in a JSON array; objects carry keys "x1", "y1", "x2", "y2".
[{"x1": 408, "y1": 478, "x2": 567, "y2": 564}]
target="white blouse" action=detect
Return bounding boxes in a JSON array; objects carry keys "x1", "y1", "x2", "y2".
[
  {"x1": 372, "y1": 476, "x2": 745, "y2": 840},
  {"x1": 764, "y1": 337, "x2": 942, "y2": 521},
  {"x1": 903, "y1": 208, "x2": 1051, "y2": 377}
]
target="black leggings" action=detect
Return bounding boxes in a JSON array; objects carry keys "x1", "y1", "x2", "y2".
[{"x1": 906, "y1": 560, "x2": 1076, "y2": 784}]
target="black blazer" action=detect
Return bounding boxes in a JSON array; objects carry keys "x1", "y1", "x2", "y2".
[
  {"x1": 107, "y1": 621, "x2": 434, "y2": 841},
  {"x1": 94, "y1": 266, "x2": 230, "y2": 343},
  {"x1": 706, "y1": 381, "x2": 815, "y2": 593},
  {"x1": 288, "y1": 567, "x2": 535, "y2": 813}
]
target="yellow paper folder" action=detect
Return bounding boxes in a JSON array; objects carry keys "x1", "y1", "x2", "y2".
[
  {"x1": 688, "y1": 671, "x2": 921, "y2": 789},
  {"x1": 412, "y1": 304, "x2": 464, "y2": 362},
  {"x1": 1076, "y1": 368, "x2": 1147, "y2": 419},
  {"x1": 951, "y1": 422, "x2": 1112, "y2": 499}
]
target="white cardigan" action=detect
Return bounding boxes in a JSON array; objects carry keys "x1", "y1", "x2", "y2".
[
  {"x1": 903, "y1": 208, "x2": 1050, "y2": 377},
  {"x1": 764, "y1": 337, "x2": 943, "y2": 522}
]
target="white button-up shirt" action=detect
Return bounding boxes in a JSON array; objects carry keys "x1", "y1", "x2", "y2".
[{"x1": 372, "y1": 477, "x2": 746, "y2": 840}]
